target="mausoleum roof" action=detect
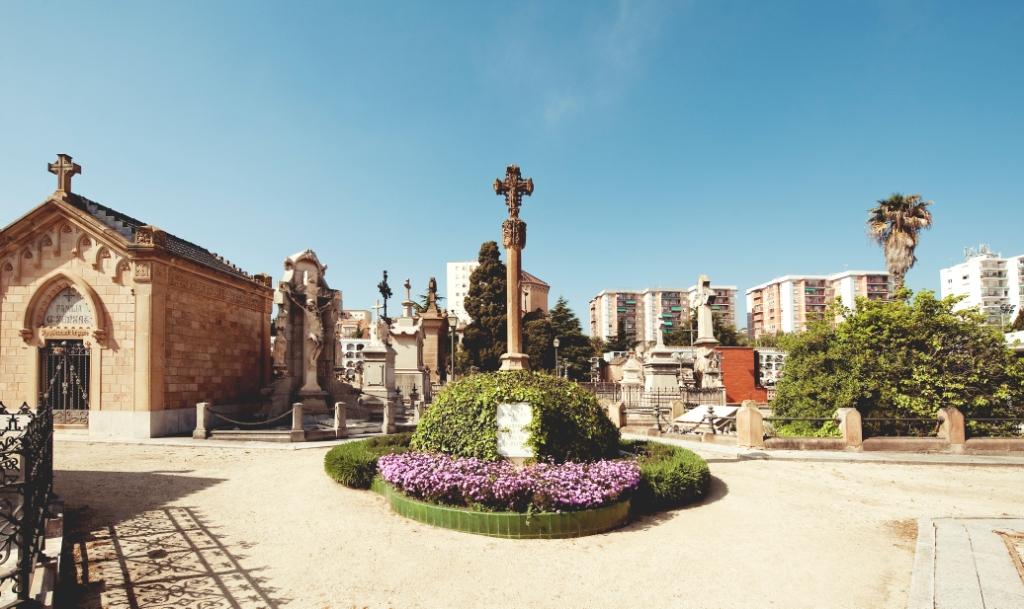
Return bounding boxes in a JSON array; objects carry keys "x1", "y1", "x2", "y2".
[
  {"x1": 521, "y1": 270, "x2": 549, "y2": 287},
  {"x1": 66, "y1": 194, "x2": 256, "y2": 281}
]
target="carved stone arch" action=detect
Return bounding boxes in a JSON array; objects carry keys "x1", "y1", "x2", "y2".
[
  {"x1": 21, "y1": 270, "x2": 107, "y2": 346},
  {"x1": 92, "y1": 246, "x2": 112, "y2": 272},
  {"x1": 55, "y1": 222, "x2": 73, "y2": 256},
  {"x1": 72, "y1": 233, "x2": 92, "y2": 258},
  {"x1": 113, "y1": 257, "x2": 132, "y2": 284}
]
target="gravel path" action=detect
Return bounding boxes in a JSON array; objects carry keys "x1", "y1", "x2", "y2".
[{"x1": 54, "y1": 441, "x2": 1024, "y2": 609}]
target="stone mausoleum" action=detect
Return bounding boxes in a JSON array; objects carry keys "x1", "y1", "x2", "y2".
[{"x1": 0, "y1": 155, "x2": 273, "y2": 437}]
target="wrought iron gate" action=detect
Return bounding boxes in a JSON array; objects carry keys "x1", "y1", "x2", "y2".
[{"x1": 39, "y1": 340, "x2": 90, "y2": 425}]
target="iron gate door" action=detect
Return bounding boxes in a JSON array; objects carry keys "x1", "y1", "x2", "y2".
[{"x1": 39, "y1": 340, "x2": 90, "y2": 425}]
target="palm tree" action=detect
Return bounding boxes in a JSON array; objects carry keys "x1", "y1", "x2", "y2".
[{"x1": 867, "y1": 193, "x2": 933, "y2": 292}]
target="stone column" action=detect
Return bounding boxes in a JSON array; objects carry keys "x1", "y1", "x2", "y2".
[
  {"x1": 938, "y1": 407, "x2": 966, "y2": 452},
  {"x1": 193, "y1": 402, "x2": 210, "y2": 439},
  {"x1": 736, "y1": 400, "x2": 765, "y2": 448},
  {"x1": 500, "y1": 233, "x2": 528, "y2": 370},
  {"x1": 835, "y1": 407, "x2": 863, "y2": 449},
  {"x1": 290, "y1": 402, "x2": 305, "y2": 442}
]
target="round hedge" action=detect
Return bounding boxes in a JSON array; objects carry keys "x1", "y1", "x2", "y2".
[
  {"x1": 324, "y1": 433, "x2": 412, "y2": 489},
  {"x1": 411, "y1": 371, "x2": 619, "y2": 462},
  {"x1": 622, "y1": 440, "x2": 711, "y2": 513}
]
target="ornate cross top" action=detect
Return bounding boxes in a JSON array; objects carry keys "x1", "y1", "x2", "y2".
[
  {"x1": 48, "y1": 153, "x2": 81, "y2": 196},
  {"x1": 493, "y1": 164, "x2": 534, "y2": 218}
]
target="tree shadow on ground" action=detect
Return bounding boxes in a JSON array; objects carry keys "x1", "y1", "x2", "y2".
[
  {"x1": 619, "y1": 475, "x2": 730, "y2": 533},
  {"x1": 54, "y1": 470, "x2": 288, "y2": 608}
]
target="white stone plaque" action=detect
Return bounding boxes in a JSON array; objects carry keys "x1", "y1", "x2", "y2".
[
  {"x1": 43, "y1": 288, "x2": 93, "y2": 327},
  {"x1": 497, "y1": 402, "x2": 534, "y2": 458}
]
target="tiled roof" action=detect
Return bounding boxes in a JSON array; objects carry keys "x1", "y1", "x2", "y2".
[
  {"x1": 66, "y1": 194, "x2": 256, "y2": 281},
  {"x1": 521, "y1": 270, "x2": 549, "y2": 287}
]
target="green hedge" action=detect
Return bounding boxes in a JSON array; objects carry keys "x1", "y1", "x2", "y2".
[
  {"x1": 411, "y1": 371, "x2": 619, "y2": 462},
  {"x1": 324, "y1": 433, "x2": 412, "y2": 489},
  {"x1": 622, "y1": 440, "x2": 710, "y2": 513}
]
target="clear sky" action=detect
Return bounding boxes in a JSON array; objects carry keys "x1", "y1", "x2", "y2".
[{"x1": 2, "y1": 1, "x2": 1022, "y2": 331}]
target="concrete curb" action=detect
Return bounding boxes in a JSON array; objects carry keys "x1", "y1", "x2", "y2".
[
  {"x1": 54, "y1": 432, "x2": 363, "y2": 451},
  {"x1": 624, "y1": 433, "x2": 1024, "y2": 467},
  {"x1": 906, "y1": 518, "x2": 936, "y2": 609}
]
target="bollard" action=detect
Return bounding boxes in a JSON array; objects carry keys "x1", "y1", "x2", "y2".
[
  {"x1": 382, "y1": 398, "x2": 397, "y2": 434},
  {"x1": 193, "y1": 402, "x2": 210, "y2": 439},
  {"x1": 290, "y1": 402, "x2": 305, "y2": 442},
  {"x1": 736, "y1": 400, "x2": 765, "y2": 448},
  {"x1": 938, "y1": 407, "x2": 966, "y2": 452},
  {"x1": 334, "y1": 401, "x2": 347, "y2": 439},
  {"x1": 835, "y1": 408, "x2": 862, "y2": 449}
]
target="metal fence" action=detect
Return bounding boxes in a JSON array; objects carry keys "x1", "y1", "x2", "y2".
[
  {"x1": 762, "y1": 417, "x2": 836, "y2": 439},
  {"x1": 578, "y1": 383, "x2": 726, "y2": 408},
  {"x1": 966, "y1": 417, "x2": 1024, "y2": 438},
  {"x1": 0, "y1": 402, "x2": 54, "y2": 602}
]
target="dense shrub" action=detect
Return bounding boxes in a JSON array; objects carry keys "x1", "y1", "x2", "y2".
[
  {"x1": 323, "y1": 433, "x2": 412, "y2": 489},
  {"x1": 622, "y1": 440, "x2": 710, "y2": 512},
  {"x1": 378, "y1": 451, "x2": 639, "y2": 512},
  {"x1": 411, "y1": 371, "x2": 619, "y2": 462}
]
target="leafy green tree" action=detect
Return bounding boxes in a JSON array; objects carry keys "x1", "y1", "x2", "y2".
[
  {"x1": 867, "y1": 193, "x2": 934, "y2": 291},
  {"x1": 522, "y1": 310, "x2": 555, "y2": 372},
  {"x1": 461, "y1": 242, "x2": 507, "y2": 371},
  {"x1": 549, "y1": 297, "x2": 593, "y2": 380},
  {"x1": 773, "y1": 291, "x2": 1024, "y2": 422}
]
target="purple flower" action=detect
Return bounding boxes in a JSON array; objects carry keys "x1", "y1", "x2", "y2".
[{"x1": 377, "y1": 452, "x2": 640, "y2": 512}]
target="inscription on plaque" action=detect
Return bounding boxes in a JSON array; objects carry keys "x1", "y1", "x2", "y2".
[
  {"x1": 497, "y1": 402, "x2": 534, "y2": 458},
  {"x1": 43, "y1": 288, "x2": 93, "y2": 327}
]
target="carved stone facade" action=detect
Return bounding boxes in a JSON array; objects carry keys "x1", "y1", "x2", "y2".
[
  {"x1": 0, "y1": 156, "x2": 273, "y2": 438},
  {"x1": 418, "y1": 277, "x2": 450, "y2": 385}
]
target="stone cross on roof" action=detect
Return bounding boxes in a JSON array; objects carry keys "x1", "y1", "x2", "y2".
[
  {"x1": 48, "y1": 153, "x2": 81, "y2": 197},
  {"x1": 493, "y1": 164, "x2": 534, "y2": 218}
]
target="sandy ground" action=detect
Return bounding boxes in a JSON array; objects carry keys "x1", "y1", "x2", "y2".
[{"x1": 53, "y1": 441, "x2": 1024, "y2": 609}]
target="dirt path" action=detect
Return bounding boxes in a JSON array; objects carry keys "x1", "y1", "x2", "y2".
[{"x1": 54, "y1": 441, "x2": 1024, "y2": 609}]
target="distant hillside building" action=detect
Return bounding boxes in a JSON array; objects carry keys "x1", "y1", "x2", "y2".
[
  {"x1": 940, "y1": 245, "x2": 1024, "y2": 325},
  {"x1": 745, "y1": 271, "x2": 890, "y2": 338},
  {"x1": 445, "y1": 260, "x2": 548, "y2": 325}
]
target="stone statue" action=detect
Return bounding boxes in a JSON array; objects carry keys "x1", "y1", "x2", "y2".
[
  {"x1": 305, "y1": 300, "x2": 323, "y2": 382},
  {"x1": 694, "y1": 274, "x2": 719, "y2": 347}
]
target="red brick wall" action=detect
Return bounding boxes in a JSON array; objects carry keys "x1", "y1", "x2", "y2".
[{"x1": 719, "y1": 346, "x2": 767, "y2": 404}]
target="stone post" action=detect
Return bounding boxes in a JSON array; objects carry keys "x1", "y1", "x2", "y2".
[
  {"x1": 607, "y1": 401, "x2": 626, "y2": 428},
  {"x1": 938, "y1": 407, "x2": 966, "y2": 452},
  {"x1": 494, "y1": 164, "x2": 533, "y2": 371},
  {"x1": 193, "y1": 401, "x2": 210, "y2": 439},
  {"x1": 835, "y1": 408, "x2": 862, "y2": 449},
  {"x1": 736, "y1": 400, "x2": 764, "y2": 448},
  {"x1": 290, "y1": 402, "x2": 305, "y2": 442},
  {"x1": 334, "y1": 401, "x2": 347, "y2": 439},
  {"x1": 382, "y1": 398, "x2": 396, "y2": 435}
]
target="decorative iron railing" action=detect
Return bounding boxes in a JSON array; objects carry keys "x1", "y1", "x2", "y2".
[{"x1": 0, "y1": 402, "x2": 54, "y2": 603}]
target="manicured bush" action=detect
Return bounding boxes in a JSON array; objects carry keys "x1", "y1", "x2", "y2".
[
  {"x1": 412, "y1": 371, "x2": 619, "y2": 462},
  {"x1": 324, "y1": 433, "x2": 412, "y2": 489},
  {"x1": 622, "y1": 440, "x2": 710, "y2": 512},
  {"x1": 377, "y1": 451, "x2": 639, "y2": 512}
]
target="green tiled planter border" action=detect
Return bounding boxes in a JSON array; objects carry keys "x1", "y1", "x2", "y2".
[{"x1": 371, "y1": 479, "x2": 631, "y2": 539}]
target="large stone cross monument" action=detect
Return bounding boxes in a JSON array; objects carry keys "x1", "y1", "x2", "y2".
[{"x1": 493, "y1": 164, "x2": 534, "y2": 371}]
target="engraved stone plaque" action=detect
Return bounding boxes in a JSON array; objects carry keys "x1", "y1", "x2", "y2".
[{"x1": 497, "y1": 402, "x2": 534, "y2": 458}]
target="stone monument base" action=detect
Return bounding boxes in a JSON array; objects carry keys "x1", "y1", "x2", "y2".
[
  {"x1": 499, "y1": 352, "x2": 531, "y2": 371},
  {"x1": 297, "y1": 389, "x2": 329, "y2": 414}
]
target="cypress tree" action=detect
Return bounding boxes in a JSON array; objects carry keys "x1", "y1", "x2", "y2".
[{"x1": 462, "y1": 241, "x2": 507, "y2": 371}]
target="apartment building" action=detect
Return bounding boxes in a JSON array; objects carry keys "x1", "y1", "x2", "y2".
[
  {"x1": 940, "y1": 246, "x2": 1024, "y2": 325},
  {"x1": 446, "y1": 261, "x2": 549, "y2": 326},
  {"x1": 640, "y1": 289, "x2": 689, "y2": 344},
  {"x1": 685, "y1": 284, "x2": 739, "y2": 329},
  {"x1": 589, "y1": 290, "x2": 641, "y2": 342},
  {"x1": 745, "y1": 271, "x2": 890, "y2": 338}
]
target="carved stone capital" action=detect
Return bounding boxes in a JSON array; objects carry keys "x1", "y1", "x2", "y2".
[
  {"x1": 19, "y1": 328, "x2": 34, "y2": 343},
  {"x1": 502, "y1": 218, "x2": 527, "y2": 250},
  {"x1": 133, "y1": 261, "x2": 153, "y2": 282},
  {"x1": 134, "y1": 225, "x2": 167, "y2": 248}
]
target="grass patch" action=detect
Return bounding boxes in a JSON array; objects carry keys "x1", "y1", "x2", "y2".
[
  {"x1": 324, "y1": 433, "x2": 413, "y2": 489},
  {"x1": 621, "y1": 440, "x2": 710, "y2": 513}
]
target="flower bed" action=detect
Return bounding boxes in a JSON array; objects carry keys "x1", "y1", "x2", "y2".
[{"x1": 377, "y1": 451, "x2": 640, "y2": 512}]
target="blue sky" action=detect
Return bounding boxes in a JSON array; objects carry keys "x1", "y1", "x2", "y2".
[{"x1": 2, "y1": 1, "x2": 1022, "y2": 330}]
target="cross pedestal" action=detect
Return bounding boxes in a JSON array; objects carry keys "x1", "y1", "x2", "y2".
[{"x1": 494, "y1": 164, "x2": 534, "y2": 371}]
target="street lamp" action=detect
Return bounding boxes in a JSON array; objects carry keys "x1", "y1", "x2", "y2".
[
  {"x1": 447, "y1": 312, "x2": 459, "y2": 383},
  {"x1": 553, "y1": 337, "x2": 561, "y2": 377}
]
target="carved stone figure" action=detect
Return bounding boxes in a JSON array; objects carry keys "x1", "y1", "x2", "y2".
[{"x1": 694, "y1": 274, "x2": 720, "y2": 347}]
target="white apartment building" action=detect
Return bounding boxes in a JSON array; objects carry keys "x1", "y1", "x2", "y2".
[
  {"x1": 940, "y1": 246, "x2": 1024, "y2": 326},
  {"x1": 745, "y1": 271, "x2": 890, "y2": 338}
]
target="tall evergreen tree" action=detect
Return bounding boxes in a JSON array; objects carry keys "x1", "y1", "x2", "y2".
[
  {"x1": 548, "y1": 297, "x2": 592, "y2": 380},
  {"x1": 461, "y1": 241, "x2": 507, "y2": 371},
  {"x1": 522, "y1": 310, "x2": 556, "y2": 372}
]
